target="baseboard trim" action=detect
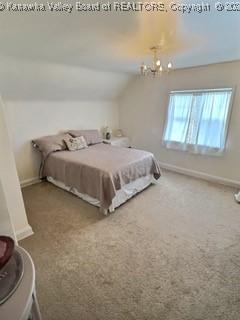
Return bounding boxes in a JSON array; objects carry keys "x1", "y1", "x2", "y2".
[
  {"x1": 16, "y1": 225, "x2": 34, "y2": 241},
  {"x1": 159, "y1": 162, "x2": 240, "y2": 188},
  {"x1": 21, "y1": 177, "x2": 41, "y2": 188}
]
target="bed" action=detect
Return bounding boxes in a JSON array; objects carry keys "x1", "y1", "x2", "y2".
[{"x1": 33, "y1": 131, "x2": 161, "y2": 214}]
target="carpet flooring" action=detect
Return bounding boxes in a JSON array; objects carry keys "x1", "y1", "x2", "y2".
[{"x1": 20, "y1": 171, "x2": 240, "y2": 320}]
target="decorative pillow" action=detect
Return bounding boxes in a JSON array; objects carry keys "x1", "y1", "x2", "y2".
[
  {"x1": 32, "y1": 133, "x2": 71, "y2": 158},
  {"x1": 64, "y1": 136, "x2": 88, "y2": 151},
  {"x1": 68, "y1": 129, "x2": 102, "y2": 145}
]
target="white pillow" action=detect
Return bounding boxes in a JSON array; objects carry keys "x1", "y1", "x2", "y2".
[{"x1": 64, "y1": 136, "x2": 88, "y2": 151}]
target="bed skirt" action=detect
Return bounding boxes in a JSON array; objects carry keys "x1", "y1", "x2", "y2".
[{"x1": 47, "y1": 175, "x2": 156, "y2": 215}]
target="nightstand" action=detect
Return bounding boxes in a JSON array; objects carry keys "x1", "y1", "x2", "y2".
[{"x1": 103, "y1": 136, "x2": 130, "y2": 148}]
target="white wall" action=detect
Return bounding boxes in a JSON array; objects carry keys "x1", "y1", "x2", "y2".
[
  {"x1": 0, "y1": 57, "x2": 130, "y2": 101},
  {"x1": 0, "y1": 58, "x2": 130, "y2": 185},
  {"x1": 119, "y1": 61, "x2": 240, "y2": 184},
  {"x1": 0, "y1": 179, "x2": 16, "y2": 240},
  {"x1": 6, "y1": 100, "x2": 119, "y2": 184},
  {"x1": 0, "y1": 98, "x2": 32, "y2": 241}
]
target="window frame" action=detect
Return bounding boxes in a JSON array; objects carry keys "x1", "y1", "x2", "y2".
[{"x1": 162, "y1": 87, "x2": 235, "y2": 156}]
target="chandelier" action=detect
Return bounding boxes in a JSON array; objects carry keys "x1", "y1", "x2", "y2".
[{"x1": 140, "y1": 46, "x2": 173, "y2": 76}]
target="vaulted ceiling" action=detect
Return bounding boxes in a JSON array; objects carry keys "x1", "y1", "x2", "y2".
[{"x1": 0, "y1": 0, "x2": 239, "y2": 74}]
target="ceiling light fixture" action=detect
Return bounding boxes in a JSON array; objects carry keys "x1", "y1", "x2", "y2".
[{"x1": 140, "y1": 46, "x2": 173, "y2": 76}]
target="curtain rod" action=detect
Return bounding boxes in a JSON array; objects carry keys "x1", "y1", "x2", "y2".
[{"x1": 170, "y1": 88, "x2": 232, "y2": 94}]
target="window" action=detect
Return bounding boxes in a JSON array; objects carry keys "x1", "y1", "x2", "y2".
[{"x1": 163, "y1": 89, "x2": 233, "y2": 155}]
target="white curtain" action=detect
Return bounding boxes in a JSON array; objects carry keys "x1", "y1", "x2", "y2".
[{"x1": 163, "y1": 90, "x2": 232, "y2": 155}]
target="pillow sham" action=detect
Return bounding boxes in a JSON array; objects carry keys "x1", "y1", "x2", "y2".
[
  {"x1": 32, "y1": 133, "x2": 71, "y2": 158},
  {"x1": 68, "y1": 129, "x2": 102, "y2": 145},
  {"x1": 64, "y1": 136, "x2": 88, "y2": 151}
]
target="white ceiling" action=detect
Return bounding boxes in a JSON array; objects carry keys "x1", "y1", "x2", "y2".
[{"x1": 0, "y1": 0, "x2": 239, "y2": 74}]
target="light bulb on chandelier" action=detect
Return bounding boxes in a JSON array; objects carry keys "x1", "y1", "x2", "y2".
[{"x1": 140, "y1": 46, "x2": 173, "y2": 76}]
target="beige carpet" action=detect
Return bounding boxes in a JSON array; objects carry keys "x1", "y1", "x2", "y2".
[{"x1": 20, "y1": 171, "x2": 240, "y2": 320}]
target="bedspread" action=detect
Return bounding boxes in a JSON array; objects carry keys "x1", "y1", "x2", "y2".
[{"x1": 43, "y1": 143, "x2": 161, "y2": 209}]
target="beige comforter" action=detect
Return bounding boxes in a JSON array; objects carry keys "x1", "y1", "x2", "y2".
[{"x1": 43, "y1": 143, "x2": 161, "y2": 209}]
